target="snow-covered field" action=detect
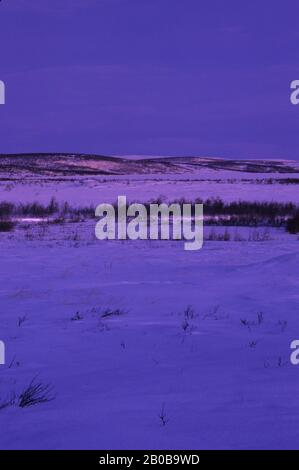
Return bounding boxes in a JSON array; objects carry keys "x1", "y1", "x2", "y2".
[
  {"x1": 3, "y1": 174, "x2": 299, "y2": 205},
  {"x1": 1, "y1": 154, "x2": 299, "y2": 205},
  {"x1": 0, "y1": 155, "x2": 298, "y2": 449}
]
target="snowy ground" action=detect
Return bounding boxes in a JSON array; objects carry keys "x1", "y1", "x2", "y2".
[
  {"x1": 2, "y1": 172, "x2": 299, "y2": 206},
  {"x1": 0, "y1": 157, "x2": 299, "y2": 449},
  {"x1": 0, "y1": 222, "x2": 298, "y2": 449}
]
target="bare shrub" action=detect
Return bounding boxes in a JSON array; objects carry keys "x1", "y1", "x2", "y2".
[
  {"x1": 184, "y1": 305, "x2": 195, "y2": 320},
  {"x1": 241, "y1": 313, "x2": 264, "y2": 331},
  {"x1": 240, "y1": 318, "x2": 252, "y2": 331},
  {"x1": 278, "y1": 320, "x2": 287, "y2": 332},
  {"x1": 101, "y1": 308, "x2": 126, "y2": 318},
  {"x1": 18, "y1": 377, "x2": 54, "y2": 408},
  {"x1": 181, "y1": 318, "x2": 190, "y2": 333},
  {"x1": 17, "y1": 315, "x2": 27, "y2": 327},
  {"x1": 71, "y1": 312, "x2": 83, "y2": 321},
  {"x1": 0, "y1": 392, "x2": 16, "y2": 410},
  {"x1": 257, "y1": 312, "x2": 264, "y2": 325},
  {"x1": 203, "y1": 305, "x2": 221, "y2": 320},
  {"x1": 158, "y1": 403, "x2": 169, "y2": 426},
  {"x1": 277, "y1": 356, "x2": 287, "y2": 368},
  {"x1": 8, "y1": 355, "x2": 20, "y2": 369}
]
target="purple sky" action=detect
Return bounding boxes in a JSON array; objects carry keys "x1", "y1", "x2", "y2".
[{"x1": 1, "y1": 0, "x2": 299, "y2": 159}]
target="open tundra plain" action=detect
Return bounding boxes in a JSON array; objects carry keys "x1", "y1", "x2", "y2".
[{"x1": 0, "y1": 154, "x2": 299, "y2": 449}]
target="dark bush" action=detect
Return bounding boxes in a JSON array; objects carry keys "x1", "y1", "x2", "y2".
[
  {"x1": 0, "y1": 219, "x2": 15, "y2": 232},
  {"x1": 0, "y1": 202, "x2": 14, "y2": 217},
  {"x1": 286, "y1": 212, "x2": 299, "y2": 234}
]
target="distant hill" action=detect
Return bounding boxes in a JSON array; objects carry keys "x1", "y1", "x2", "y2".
[{"x1": 0, "y1": 153, "x2": 298, "y2": 177}]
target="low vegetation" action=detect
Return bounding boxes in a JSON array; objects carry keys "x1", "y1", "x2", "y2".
[
  {"x1": 0, "y1": 197, "x2": 298, "y2": 232},
  {"x1": 0, "y1": 219, "x2": 15, "y2": 232},
  {"x1": 286, "y1": 211, "x2": 299, "y2": 234}
]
